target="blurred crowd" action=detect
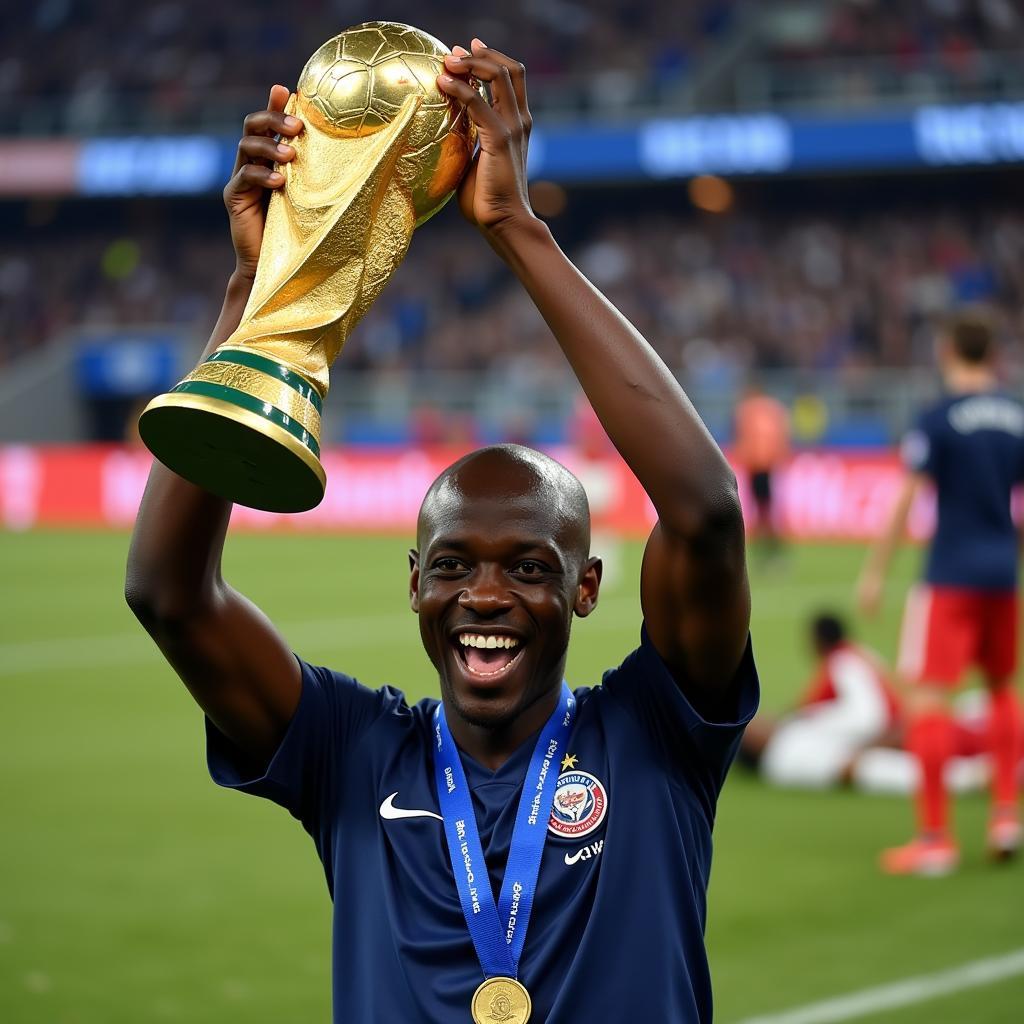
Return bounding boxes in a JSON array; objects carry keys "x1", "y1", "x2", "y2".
[
  {"x1": 788, "y1": 0, "x2": 1024, "y2": 61},
  {"x1": 4, "y1": 0, "x2": 737, "y2": 131},
  {"x1": 10, "y1": 1, "x2": 1024, "y2": 132},
  {"x1": 5, "y1": 197, "x2": 1024, "y2": 380},
  {"x1": 754, "y1": 0, "x2": 1024, "y2": 107}
]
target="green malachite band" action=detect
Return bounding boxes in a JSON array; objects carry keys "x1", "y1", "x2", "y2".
[
  {"x1": 205, "y1": 350, "x2": 324, "y2": 413},
  {"x1": 172, "y1": 380, "x2": 321, "y2": 457}
]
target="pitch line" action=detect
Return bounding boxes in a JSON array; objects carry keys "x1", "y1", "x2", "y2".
[{"x1": 736, "y1": 947, "x2": 1024, "y2": 1024}]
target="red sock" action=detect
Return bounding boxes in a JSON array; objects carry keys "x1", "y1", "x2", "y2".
[
  {"x1": 907, "y1": 712, "x2": 955, "y2": 836},
  {"x1": 987, "y1": 686, "x2": 1023, "y2": 810}
]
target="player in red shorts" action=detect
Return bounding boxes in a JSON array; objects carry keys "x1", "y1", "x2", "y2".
[{"x1": 858, "y1": 310, "x2": 1024, "y2": 875}]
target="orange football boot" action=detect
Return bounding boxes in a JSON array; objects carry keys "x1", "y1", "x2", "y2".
[{"x1": 879, "y1": 835, "x2": 959, "y2": 877}]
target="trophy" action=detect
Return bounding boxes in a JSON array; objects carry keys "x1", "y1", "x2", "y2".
[{"x1": 138, "y1": 22, "x2": 477, "y2": 512}]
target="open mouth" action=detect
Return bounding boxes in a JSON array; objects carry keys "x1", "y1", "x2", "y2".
[{"x1": 453, "y1": 632, "x2": 526, "y2": 679}]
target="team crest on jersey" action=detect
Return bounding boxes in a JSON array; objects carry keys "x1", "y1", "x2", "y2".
[{"x1": 548, "y1": 770, "x2": 608, "y2": 839}]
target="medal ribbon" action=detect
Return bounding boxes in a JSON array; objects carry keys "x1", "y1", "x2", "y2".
[{"x1": 432, "y1": 683, "x2": 575, "y2": 979}]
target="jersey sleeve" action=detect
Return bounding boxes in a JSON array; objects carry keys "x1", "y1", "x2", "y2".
[
  {"x1": 205, "y1": 657, "x2": 400, "y2": 832},
  {"x1": 602, "y1": 625, "x2": 759, "y2": 820}
]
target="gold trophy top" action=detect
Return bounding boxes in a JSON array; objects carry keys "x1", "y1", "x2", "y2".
[
  {"x1": 298, "y1": 21, "x2": 476, "y2": 226},
  {"x1": 138, "y1": 22, "x2": 477, "y2": 514},
  {"x1": 217, "y1": 20, "x2": 479, "y2": 394}
]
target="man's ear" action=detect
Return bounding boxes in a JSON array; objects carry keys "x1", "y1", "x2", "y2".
[
  {"x1": 574, "y1": 557, "x2": 602, "y2": 618},
  {"x1": 408, "y1": 549, "x2": 420, "y2": 613}
]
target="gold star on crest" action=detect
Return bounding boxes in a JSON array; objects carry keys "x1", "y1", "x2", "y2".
[{"x1": 561, "y1": 753, "x2": 578, "y2": 771}]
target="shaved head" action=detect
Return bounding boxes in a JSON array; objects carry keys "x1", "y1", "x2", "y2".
[
  {"x1": 417, "y1": 444, "x2": 591, "y2": 564},
  {"x1": 410, "y1": 444, "x2": 602, "y2": 742}
]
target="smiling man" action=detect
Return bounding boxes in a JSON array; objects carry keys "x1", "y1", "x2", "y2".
[{"x1": 126, "y1": 41, "x2": 757, "y2": 1024}]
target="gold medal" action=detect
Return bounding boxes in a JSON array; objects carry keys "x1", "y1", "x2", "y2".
[{"x1": 471, "y1": 976, "x2": 532, "y2": 1024}]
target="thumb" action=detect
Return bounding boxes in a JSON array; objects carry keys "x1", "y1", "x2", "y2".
[{"x1": 268, "y1": 84, "x2": 291, "y2": 114}]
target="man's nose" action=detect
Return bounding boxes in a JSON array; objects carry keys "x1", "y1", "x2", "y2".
[{"x1": 458, "y1": 566, "x2": 514, "y2": 614}]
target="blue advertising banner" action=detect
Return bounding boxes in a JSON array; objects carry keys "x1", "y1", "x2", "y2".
[
  {"x1": 76, "y1": 332, "x2": 184, "y2": 397},
  {"x1": 66, "y1": 100, "x2": 1024, "y2": 195}
]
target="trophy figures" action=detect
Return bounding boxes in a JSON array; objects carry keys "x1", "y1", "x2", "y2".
[{"x1": 139, "y1": 22, "x2": 476, "y2": 512}]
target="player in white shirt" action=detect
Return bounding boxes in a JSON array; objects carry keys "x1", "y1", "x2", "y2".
[{"x1": 741, "y1": 614, "x2": 897, "y2": 788}]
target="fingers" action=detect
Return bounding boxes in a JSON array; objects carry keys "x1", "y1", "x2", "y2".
[
  {"x1": 267, "y1": 83, "x2": 290, "y2": 114},
  {"x1": 436, "y1": 72, "x2": 508, "y2": 142},
  {"x1": 235, "y1": 163, "x2": 286, "y2": 191},
  {"x1": 443, "y1": 43, "x2": 530, "y2": 138},
  {"x1": 232, "y1": 86, "x2": 304, "y2": 175},
  {"x1": 471, "y1": 39, "x2": 530, "y2": 122},
  {"x1": 238, "y1": 135, "x2": 295, "y2": 167},
  {"x1": 241, "y1": 107, "x2": 302, "y2": 141}
]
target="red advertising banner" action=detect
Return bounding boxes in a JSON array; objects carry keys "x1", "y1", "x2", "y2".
[
  {"x1": 0, "y1": 444, "x2": 936, "y2": 540},
  {"x1": 0, "y1": 139, "x2": 80, "y2": 196}
]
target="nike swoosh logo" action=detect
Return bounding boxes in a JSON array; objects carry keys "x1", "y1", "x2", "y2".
[
  {"x1": 564, "y1": 849, "x2": 586, "y2": 866},
  {"x1": 379, "y1": 792, "x2": 443, "y2": 822}
]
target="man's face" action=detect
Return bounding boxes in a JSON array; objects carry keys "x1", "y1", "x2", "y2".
[{"x1": 410, "y1": 481, "x2": 599, "y2": 732}]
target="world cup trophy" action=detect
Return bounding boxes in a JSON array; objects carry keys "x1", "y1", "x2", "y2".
[{"x1": 138, "y1": 22, "x2": 477, "y2": 512}]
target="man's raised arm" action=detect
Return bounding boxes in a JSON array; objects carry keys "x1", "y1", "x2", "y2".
[
  {"x1": 438, "y1": 44, "x2": 750, "y2": 712},
  {"x1": 125, "y1": 88, "x2": 305, "y2": 762}
]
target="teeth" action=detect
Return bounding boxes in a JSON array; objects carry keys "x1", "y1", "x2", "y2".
[{"x1": 457, "y1": 634, "x2": 520, "y2": 649}]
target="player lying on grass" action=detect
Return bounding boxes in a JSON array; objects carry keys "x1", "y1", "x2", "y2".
[
  {"x1": 739, "y1": 612, "x2": 897, "y2": 788},
  {"x1": 125, "y1": 41, "x2": 757, "y2": 1024},
  {"x1": 738, "y1": 612, "x2": 1014, "y2": 795},
  {"x1": 857, "y1": 310, "x2": 1024, "y2": 875}
]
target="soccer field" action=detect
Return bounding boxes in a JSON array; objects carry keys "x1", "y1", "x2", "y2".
[{"x1": 1, "y1": 530, "x2": 1021, "y2": 1023}]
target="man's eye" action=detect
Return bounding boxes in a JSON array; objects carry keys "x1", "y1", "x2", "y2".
[
  {"x1": 516, "y1": 560, "x2": 544, "y2": 575},
  {"x1": 433, "y1": 558, "x2": 463, "y2": 572}
]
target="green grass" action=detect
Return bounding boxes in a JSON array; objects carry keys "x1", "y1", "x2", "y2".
[{"x1": 1, "y1": 531, "x2": 1021, "y2": 1023}]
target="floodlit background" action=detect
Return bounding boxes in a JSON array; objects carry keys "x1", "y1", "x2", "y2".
[{"x1": 2, "y1": 2, "x2": 1023, "y2": 1022}]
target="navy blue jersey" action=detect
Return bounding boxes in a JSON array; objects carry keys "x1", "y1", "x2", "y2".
[
  {"x1": 207, "y1": 626, "x2": 758, "y2": 1023},
  {"x1": 902, "y1": 391, "x2": 1024, "y2": 591}
]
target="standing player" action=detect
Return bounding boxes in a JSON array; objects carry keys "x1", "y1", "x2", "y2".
[
  {"x1": 734, "y1": 381, "x2": 790, "y2": 560},
  {"x1": 857, "y1": 311, "x2": 1024, "y2": 874},
  {"x1": 125, "y1": 43, "x2": 756, "y2": 1022}
]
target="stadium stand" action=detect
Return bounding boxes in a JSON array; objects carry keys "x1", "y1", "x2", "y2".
[
  {"x1": 4, "y1": 1, "x2": 1024, "y2": 444},
  {"x1": 5, "y1": 194, "x2": 1024, "y2": 377},
  {"x1": 3, "y1": 0, "x2": 739, "y2": 132},
  {"x1": 741, "y1": 0, "x2": 1024, "y2": 109}
]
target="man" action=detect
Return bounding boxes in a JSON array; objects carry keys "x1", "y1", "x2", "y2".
[
  {"x1": 740, "y1": 613, "x2": 897, "y2": 788},
  {"x1": 857, "y1": 310, "x2": 1024, "y2": 875},
  {"x1": 126, "y1": 42, "x2": 756, "y2": 1023},
  {"x1": 733, "y1": 381, "x2": 790, "y2": 559}
]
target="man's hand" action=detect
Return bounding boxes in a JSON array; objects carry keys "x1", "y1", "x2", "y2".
[
  {"x1": 224, "y1": 84, "x2": 304, "y2": 281},
  {"x1": 856, "y1": 472, "x2": 921, "y2": 621},
  {"x1": 437, "y1": 40, "x2": 534, "y2": 237}
]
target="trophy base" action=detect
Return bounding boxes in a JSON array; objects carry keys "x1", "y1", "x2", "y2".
[{"x1": 139, "y1": 392, "x2": 327, "y2": 513}]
